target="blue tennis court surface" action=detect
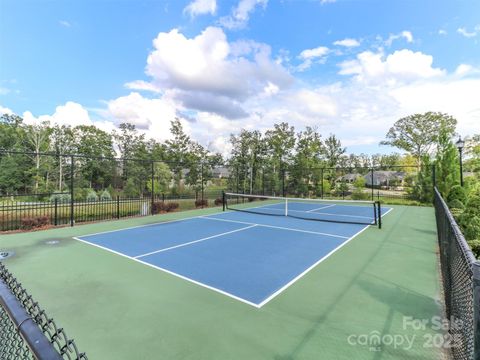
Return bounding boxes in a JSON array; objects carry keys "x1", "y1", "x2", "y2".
[{"x1": 75, "y1": 202, "x2": 391, "y2": 307}]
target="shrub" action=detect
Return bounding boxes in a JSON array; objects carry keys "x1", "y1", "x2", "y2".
[
  {"x1": 214, "y1": 198, "x2": 223, "y2": 206},
  {"x1": 458, "y1": 215, "x2": 480, "y2": 240},
  {"x1": 448, "y1": 199, "x2": 465, "y2": 210},
  {"x1": 165, "y1": 202, "x2": 179, "y2": 212},
  {"x1": 351, "y1": 191, "x2": 369, "y2": 200},
  {"x1": 86, "y1": 189, "x2": 98, "y2": 201},
  {"x1": 50, "y1": 193, "x2": 71, "y2": 203},
  {"x1": 467, "y1": 239, "x2": 480, "y2": 258},
  {"x1": 447, "y1": 185, "x2": 467, "y2": 204},
  {"x1": 152, "y1": 201, "x2": 179, "y2": 214},
  {"x1": 466, "y1": 195, "x2": 480, "y2": 214},
  {"x1": 151, "y1": 201, "x2": 166, "y2": 214},
  {"x1": 100, "y1": 189, "x2": 112, "y2": 201},
  {"x1": 21, "y1": 216, "x2": 50, "y2": 230},
  {"x1": 195, "y1": 199, "x2": 208, "y2": 208}
]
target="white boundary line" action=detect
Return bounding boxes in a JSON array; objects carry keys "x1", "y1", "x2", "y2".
[
  {"x1": 306, "y1": 204, "x2": 336, "y2": 212},
  {"x1": 72, "y1": 205, "x2": 395, "y2": 309},
  {"x1": 198, "y1": 216, "x2": 348, "y2": 239},
  {"x1": 134, "y1": 225, "x2": 257, "y2": 259},
  {"x1": 72, "y1": 236, "x2": 262, "y2": 308},
  {"x1": 76, "y1": 209, "x2": 227, "y2": 239}
]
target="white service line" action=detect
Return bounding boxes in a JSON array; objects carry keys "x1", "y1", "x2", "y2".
[
  {"x1": 134, "y1": 224, "x2": 257, "y2": 259},
  {"x1": 199, "y1": 216, "x2": 348, "y2": 239},
  {"x1": 306, "y1": 204, "x2": 336, "y2": 212}
]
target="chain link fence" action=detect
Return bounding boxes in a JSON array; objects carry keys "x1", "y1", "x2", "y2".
[
  {"x1": 434, "y1": 187, "x2": 480, "y2": 360},
  {"x1": 0, "y1": 262, "x2": 87, "y2": 359}
]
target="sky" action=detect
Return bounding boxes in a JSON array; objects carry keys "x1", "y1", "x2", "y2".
[{"x1": 1, "y1": 0, "x2": 479, "y2": 156}]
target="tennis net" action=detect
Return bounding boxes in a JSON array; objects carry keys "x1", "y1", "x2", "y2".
[{"x1": 223, "y1": 192, "x2": 382, "y2": 228}]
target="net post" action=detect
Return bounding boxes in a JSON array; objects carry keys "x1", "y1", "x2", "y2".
[
  {"x1": 70, "y1": 155, "x2": 74, "y2": 227},
  {"x1": 373, "y1": 201, "x2": 377, "y2": 226},
  {"x1": 377, "y1": 201, "x2": 382, "y2": 229},
  {"x1": 222, "y1": 191, "x2": 226, "y2": 212},
  {"x1": 370, "y1": 168, "x2": 374, "y2": 201},
  {"x1": 151, "y1": 160, "x2": 155, "y2": 215},
  {"x1": 285, "y1": 198, "x2": 288, "y2": 217},
  {"x1": 473, "y1": 261, "x2": 480, "y2": 360}
]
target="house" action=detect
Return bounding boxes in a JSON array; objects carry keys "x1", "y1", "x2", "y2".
[
  {"x1": 336, "y1": 173, "x2": 363, "y2": 183},
  {"x1": 364, "y1": 171, "x2": 406, "y2": 187},
  {"x1": 212, "y1": 166, "x2": 231, "y2": 179}
]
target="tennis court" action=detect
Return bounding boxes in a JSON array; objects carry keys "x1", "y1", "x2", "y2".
[
  {"x1": 75, "y1": 196, "x2": 391, "y2": 307},
  {"x1": 0, "y1": 198, "x2": 444, "y2": 359}
]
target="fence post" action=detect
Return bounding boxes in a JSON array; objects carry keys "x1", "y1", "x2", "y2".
[
  {"x1": 222, "y1": 191, "x2": 226, "y2": 212},
  {"x1": 370, "y1": 168, "x2": 374, "y2": 201},
  {"x1": 432, "y1": 164, "x2": 436, "y2": 188},
  {"x1": 151, "y1": 160, "x2": 154, "y2": 215},
  {"x1": 117, "y1": 196, "x2": 120, "y2": 219},
  {"x1": 201, "y1": 162, "x2": 204, "y2": 208},
  {"x1": 474, "y1": 262, "x2": 480, "y2": 360},
  {"x1": 282, "y1": 169, "x2": 286, "y2": 197},
  {"x1": 70, "y1": 155, "x2": 74, "y2": 227},
  {"x1": 320, "y1": 168, "x2": 324, "y2": 198},
  {"x1": 54, "y1": 198, "x2": 58, "y2": 226}
]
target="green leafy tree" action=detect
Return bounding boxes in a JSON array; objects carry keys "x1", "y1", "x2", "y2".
[
  {"x1": 381, "y1": 112, "x2": 457, "y2": 167},
  {"x1": 435, "y1": 128, "x2": 460, "y2": 197},
  {"x1": 323, "y1": 134, "x2": 345, "y2": 168},
  {"x1": 290, "y1": 127, "x2": 324, "y2": 196}
]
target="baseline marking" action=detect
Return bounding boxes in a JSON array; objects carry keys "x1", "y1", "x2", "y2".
[{"x1": 134, "y1": 224, "x2": 257, "y2": 259}]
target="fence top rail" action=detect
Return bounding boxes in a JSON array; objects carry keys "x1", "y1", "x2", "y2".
[{"x1": 434, "y1": 187, "x2": 478, "y2": 265}]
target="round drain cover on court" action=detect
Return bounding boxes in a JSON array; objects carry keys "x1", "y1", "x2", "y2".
[
  {"x1": 46, "y1": 240, "x2": 60, "y2": 245},
  {"x1": 0, "y1": 251, "x2": 15, "y2": 260}
]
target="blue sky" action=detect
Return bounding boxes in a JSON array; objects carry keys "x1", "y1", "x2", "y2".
[{"x1": 1, "y1": 0, "x2": 479, "y2": 155}]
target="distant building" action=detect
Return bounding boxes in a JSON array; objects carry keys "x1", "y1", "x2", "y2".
[
  {"x1": 337, "y1": 173, "x2": 363, "y2": 183},
  {"x1": 212, "y1": 166, "x2": 231, "y2": 179},
  {"x1": 364, "y1": 171, "x2": 406, "y2": 187}
]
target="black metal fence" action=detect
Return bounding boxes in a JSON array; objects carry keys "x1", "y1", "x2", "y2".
[
  {"x1": 0, "y1": 262, "x2": 87, "y2": 359},
  {"x1": 0, "y1": 149, "x2": 225, "y2": 232},
  {"x1": 434, "y1": 187, "x2": 480, "y2": 360},
  {"x1": 0, "y1": 191, "x2": 223, "y2": 232}
]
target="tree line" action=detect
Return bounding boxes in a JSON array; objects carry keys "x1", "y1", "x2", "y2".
[{"x1": 0, "y1": 111, "x2": 478, "y2": 201}]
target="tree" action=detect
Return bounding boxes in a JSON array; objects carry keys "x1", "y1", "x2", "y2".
[
  {"x1": 24, "y1": 121, "x2": 52, "y2": 193},
  {"x1": 50, "y1": 125, "x2": 74, "y2": 191},
  {"x1": 323, "y1": 134, "x2": 345, "y2": 168},
  {"x1": 165, "y1": 119, "x2": 193, "y2": 188},
  {"x1": 290, "y1": 127, "x2": 324, "y2": 196},
  {"x1": 381, "y1": 112, "x2": 457, "y2": 167},
  {"x1": 264, "y1": 123, "x2": 296, "y2": 194},
  {"x1": 435, "y1": 128, "x2": 459, "y2": 197},
  {"x1": 74, "y1": 125, "x2": 115, "y2": 189}
]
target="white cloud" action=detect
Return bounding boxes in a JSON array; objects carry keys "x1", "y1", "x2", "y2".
[
  {"x1": 338, "y1": 49, "x2": 445, "y2": 85},
  {"x1": 219, "y1": 0, "x2": 268, "y2": 29},
  {"x1": 143, "y1": 26, "x2": 292, "y2": 118},
  {"x1": 333, "y1": 38, "x2": 360, "y2": 47},
  {"x1": 0, "y1": 87, "x2": 10, "y2": 95},
  {"x1": 457, "y1": 25, "x2": 480, "y2": 38},
  {"x1": 124, "y1": 80, "x2": 161, "y2": 93},
  {"x1": 59, "y1": 20, "x2": 71, "y2": 27},
  {"x1": 385, "y1": 30, "x2": 413, "y2": 46},
  {"x1": 320, "y1": 0, "x2": 337, "y2": 4},
  {"x1": 0, "y1": 105, "x2": 13, "y2": 115},
  {"x1": 184, "y1": 0, "x2": 216, "y2": 18},
  {"x1": 297, "y1": 46, "x2": 329, "y2": 71},
  {"x1": 438, "y1": 29, "x2": 447, "y2": 36}
]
